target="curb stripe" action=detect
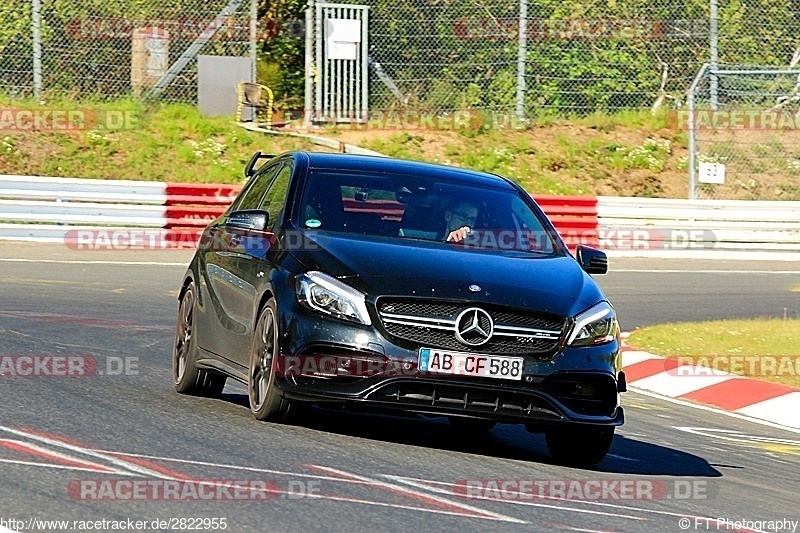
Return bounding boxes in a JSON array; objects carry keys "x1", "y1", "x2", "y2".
[
  {"x1": 621, "y1": 343, "x2": 800, "y2": 429},
  {"x1": 679, "y1": 378, "x2": 797, "y2": 411},
  {"x1": 619, "y1": 358, "x2": 672, "y2": 382},
  {"x1": 735, "y1": 393, "x2": 800, "y2": 428},
  {"x1": 631, "y1": 372, "x2": 738, "y2": 398}
]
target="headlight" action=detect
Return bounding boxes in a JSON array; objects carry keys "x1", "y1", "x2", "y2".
[
  {"x1": 296, "y1": 271, "x2": 372, "y2": 325},
  {"x1": 567, "y1": 301, "x2": 618, "y2": 346}
]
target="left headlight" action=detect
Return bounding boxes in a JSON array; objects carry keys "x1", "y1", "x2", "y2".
[
  {"x1": 295, "y1": 271, "x2": 372, "y2": 326},
  {"x1": 567, "y1": 301, "x2": 618, "y2": 346}
]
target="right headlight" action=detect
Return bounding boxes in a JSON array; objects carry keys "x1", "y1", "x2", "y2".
[
  {"x1": 295, "y1": 271, "x2": 372, "y2": 326},
  {"x1": 567, "y1": 301, "x2": 618, "y2": 347}
]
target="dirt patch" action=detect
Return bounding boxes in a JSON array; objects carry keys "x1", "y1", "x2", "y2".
[{"x1": 320, "y1": 122, "x2": 690, "y2": 198}]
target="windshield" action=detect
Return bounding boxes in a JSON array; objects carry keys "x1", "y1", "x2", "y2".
[{"x1": 298, "y1": 170, "x2": 560, "y2": 255}]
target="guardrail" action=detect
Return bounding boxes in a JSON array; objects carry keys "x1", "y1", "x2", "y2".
[
  {"x1": 1, "y1": 175, "x2": 798, "y2": 256},
  {"x1": 596, "y1": 197, "x2": 800, "y2": 253}
]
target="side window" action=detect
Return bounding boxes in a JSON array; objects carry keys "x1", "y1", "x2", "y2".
[
  {"x1": 259, "y1": 164, "x2": 293, "y2": 230},
  {"x1": 510, "y1": 195, "x2": 554, "y2": 253},
  {"x1": 231, "y1": 163, "x2": 282, "y2": 211}
]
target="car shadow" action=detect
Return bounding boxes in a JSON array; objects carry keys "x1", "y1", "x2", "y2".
[{"x1": 220, "y1": 393, "x2": 722, "y2": 477}]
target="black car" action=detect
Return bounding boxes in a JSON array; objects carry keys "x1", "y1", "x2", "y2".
[{"x1": 173, "y1": 151, "x2": 624, "y2": 465}]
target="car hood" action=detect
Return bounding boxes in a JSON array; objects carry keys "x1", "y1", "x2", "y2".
[{"x1": 290, "y1": 231, "x2": 606, "y2": 318}]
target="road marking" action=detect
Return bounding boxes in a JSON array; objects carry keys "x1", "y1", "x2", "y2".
[
  {"x1": 306, "y1": 464, "x2": 526, "y2": 523},
  {"x1": 0, "y1": 278, "x2": 107, "y2": 286},
  {"x1": 381, "y1": 475, "x2": 771, "y2": 532},
  {"x1": 0, "y1": 430, "x2": 521, "y2": 522},
  {"x1": 0, "y1": 439, "x2": 119, "y2": 474},
  {"x1": 381, "y1": 475, "x2": 646, "y2": 522},
  {"x1": 674, "y1": 427, "x2": 800, "y2": 450},
  {"x1": 0, "y1": 426, "x2": 180, "y2": 479},
  {"x1": 0, "y1": 258, "x2": 186, "y2": 266},
  {"x1": 629, "y1": 388, "x2": 800, "y2": 435},
  {"x1": 0, "y1": 458, "x2": 132, "y2": 474},
  {"x1": 0, "y1": 311, "x2": 171, "y2": 330}
]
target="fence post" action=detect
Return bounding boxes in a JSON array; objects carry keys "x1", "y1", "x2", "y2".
[
  {"x1": 515, "y1": 0, "x2": 527, "y2": 125},
  {"x1": 710, "y1": 0, "x2": 719, "y2": 110},
  {"x1": 304, "y1": 0, "x2": 314, "y2": 126},
  {"x1": 687, "y1": 63, "x2": 709, "y2": 200},
  {"x1": 32, "y1": 0, "x2": 43, "y2": 100},
  {"x1": 250, "y1": 0, "x2": 257, "y2": 83}
]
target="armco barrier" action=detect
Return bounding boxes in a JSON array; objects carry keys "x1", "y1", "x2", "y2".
[
  {"x1": 0, "y1": 175, "x2": 241, "y2": 246},
  {"x1": 1, "y1": 175, "x2": 799, "y2": 256},
  {"x1": 597, "y1": 197, "x2": 800, "y2": 253}
]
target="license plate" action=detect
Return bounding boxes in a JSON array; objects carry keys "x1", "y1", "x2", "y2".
[{"x1": 418, "y1": 348, "x2": 524, "y2": 381}]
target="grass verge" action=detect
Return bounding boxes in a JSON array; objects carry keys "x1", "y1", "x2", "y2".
[
  {"x1": 0, "y1": 93, "x2": 689, "y2": 195},
  {"x1": 0, "y1": 97, "x2": 324, "y2": 184},
  {"x1": 626, "y1": 318, "x2": 800, "y2": 388}
]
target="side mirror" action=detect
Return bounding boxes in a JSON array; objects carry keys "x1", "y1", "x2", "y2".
[
  {"x1": 575, "y1": 244, "x2": 608, "y2": 275},
  {"x1": 244, "y1": 151, "x2": 275, "y2": 178},
  {"x1": 227, "y1": 209, "x2": 269, "y2": 232}
]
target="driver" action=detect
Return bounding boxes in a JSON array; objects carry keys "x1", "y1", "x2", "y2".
[{"x1": 442, "y1": 200, "x2": 478, "y2": 242}]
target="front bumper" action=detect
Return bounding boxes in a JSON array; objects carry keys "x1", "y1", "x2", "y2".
[{"x1": 274, "y1": 290, "x2": 624, "y2": 427}]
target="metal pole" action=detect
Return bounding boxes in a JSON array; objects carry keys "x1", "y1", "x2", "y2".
[
  {"x1": 515, "y1": 0, "x2": 527, "y2": 125},
  {"x1": 315, "y1": 3, "x2": 323, "y2": 122},
  {"x1": 250, "y1": 0, "x2": 257, "y2": 83},
  {"x1": 361, "y1": 7, "x2": 369, "y2": 122},
  {"x1": 304, "y1": 1, "x2": 314, "y2": 127},
  {"x1": 688, "y1": 90, "x2": 697, "y2": 200},
  {"x1": 32, "y1": 0, "x2": 42, "y2": 101},
  {"x1": 710, "y1": 0, "x2": 718, "y2": 110},
  {"x1": 687, "y1": 63, "x2": 709, "y2": 200},
  {"x1": 146, "y1": 0, "x2": 244, "y2": 99}
]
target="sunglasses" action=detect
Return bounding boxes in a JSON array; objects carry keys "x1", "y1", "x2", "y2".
[{"x1": 452, "y1": 211, "x2": 477, "y2": 225}]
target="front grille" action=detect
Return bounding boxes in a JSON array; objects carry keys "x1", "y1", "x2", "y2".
[
  {"x1": 367, "y1": 382, "x2": 563, "y2": 421},
  {"x1": 376, "y1": 298, "x2": 566, "y2": 357}
]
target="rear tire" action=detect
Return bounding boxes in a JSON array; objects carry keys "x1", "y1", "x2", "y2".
[
  {"x1": 173, "y1": 283, "x2": 226, "y2": 397},
  {"x1": 545, "y1": 426, "x2": 614, "y2": 466}
]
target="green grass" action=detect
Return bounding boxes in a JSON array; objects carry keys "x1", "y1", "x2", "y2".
[
  {"x1": 0, "y1": 95, "x2": 321, "y2": 184},
  {"x1": 0, "y1": 96, "x2": 687, "y2": 195},
  {"x1": 627, "y1": 318, "x2": 800, "y2": 387}
]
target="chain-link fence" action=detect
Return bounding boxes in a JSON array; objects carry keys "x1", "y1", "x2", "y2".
[
  {"x1": 2, "y1": 0, "x2": 797, "y2": 117},
  {"x1": 1, "y1": 0, "x2": 255, "y2": 102},
  {"x1": 3, "y1": 0, "x2": 800, "y2": 199},
  {"x1": 365, "y1": 0, "x2": 708, "y2": 120},
  {"x1": 688, "y1": 67, "x2": 800, "y2": 200}
]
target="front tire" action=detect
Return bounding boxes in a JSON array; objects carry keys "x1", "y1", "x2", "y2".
[
  {"x1": 249, "y1": 298, "x2": 295, "y2": 422},
  {"x1": 173, "y1": 283, "x2": 226, "y2": 397},
  {"x1": 545, "y1": 426, "x2": 614, "y2": 466}
]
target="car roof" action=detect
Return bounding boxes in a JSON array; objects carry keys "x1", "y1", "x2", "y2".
[{"x1": 293, "y1": 152, "x2": 516, "y2": 190}]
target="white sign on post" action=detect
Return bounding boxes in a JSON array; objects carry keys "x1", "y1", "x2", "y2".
[
  {"x1": 698, "y1": 162, "x2": 726, "y2": 184},
  {"x1": 326, "y1": 19, "x2": 361, "y2": 60}
]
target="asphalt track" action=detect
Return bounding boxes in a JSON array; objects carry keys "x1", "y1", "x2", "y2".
[{"x1": 1, "y1": 242, "x2": 799, "y2": 533}]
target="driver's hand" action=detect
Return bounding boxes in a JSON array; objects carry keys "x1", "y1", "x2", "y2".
[{"x1": 447, "y1": 226, "x2": 472, "y2": 243}]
